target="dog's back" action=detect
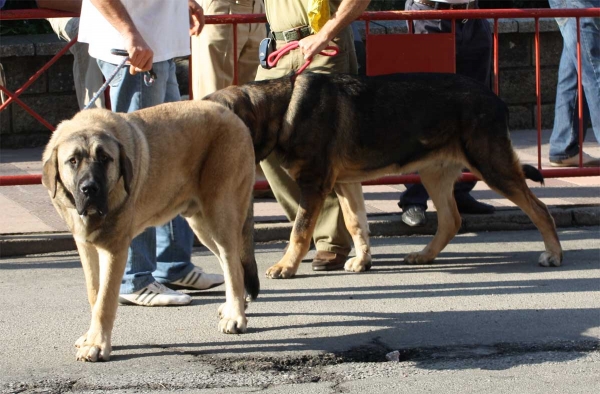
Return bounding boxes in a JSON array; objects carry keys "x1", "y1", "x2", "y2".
[{"x1": 286, "y1": 72, "x2": 508, "y2": 172}]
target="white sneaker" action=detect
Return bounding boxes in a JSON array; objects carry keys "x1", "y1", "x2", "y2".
[
  {"x1": 168, "y1": 266, "x2": 225, "y2": 290},
  {"x1": 550, "y1": 152, "x2": 600, "y2": 167},
  {"x1": 119, "y1": 281, "x2": 191, "y2": 306}
]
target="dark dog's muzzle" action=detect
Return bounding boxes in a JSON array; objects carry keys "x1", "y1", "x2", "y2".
[{"x1": 75, "y1": 164, "x2": 109, "y2": 217}]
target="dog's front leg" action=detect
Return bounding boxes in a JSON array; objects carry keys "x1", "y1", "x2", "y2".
[
  {"x1": 74, "y1": 240, "x2": 99, "y2": 350},
  {"x1": 76, "y1": 245, "x2": 128, "y2": 362},
  {"x1": 266, "y1": 188, "x2": 326, "y2": 279},
  {"x1": 334, "y1": 183, "x2": 372, "y2": 272}
]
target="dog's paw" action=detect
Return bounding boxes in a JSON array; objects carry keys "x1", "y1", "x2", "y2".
[
  {"x1": 404, "y1": 252, "x2": 435, "y2": 265},
  {"x1": 218, "y1": 303, "x2": 247, "y2": 334},
  {"x1": 265, "y1": 263, "x2": 296, "y2": 279},
  {"x1": 75, "y1": 331, "x2": 111, "y2": 362},
  {"x1": 538, "y1": 251, "x2": 562, "y2": 267},
  {"x1": 344, "y1": 256, "x2": 372, "y2": 272},
  {"x1": 75, "y1": 342, "x2": 111, "y2": 362},
  {"x1": 75, "y1": 332, "x2": 88, "y2": 348}
]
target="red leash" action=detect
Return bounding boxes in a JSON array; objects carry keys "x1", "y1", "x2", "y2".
[{"x1": 267, "y1": 41, "x2": 339, "y2": 75}]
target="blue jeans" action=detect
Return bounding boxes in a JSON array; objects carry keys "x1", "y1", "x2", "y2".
[
  {"x1": 400, "y1": 0, "x2": 492, "y2": 210},
  {"x1": 548, "y1": 0, "x2": 600, "y2": 161},
  {"x1": 98, "y1": 59, "x2": 195, "y2": 293}
]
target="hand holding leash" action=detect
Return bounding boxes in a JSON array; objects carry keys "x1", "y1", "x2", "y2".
[
  {"x1": 110, "y1": 49, "x2": 157, "y2": 86},
  {"x1": 83, "y1": 49, "x2": 157, "y2": 110}
]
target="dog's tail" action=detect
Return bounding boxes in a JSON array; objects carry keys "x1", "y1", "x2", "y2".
[
  {"x1": 241, "y1": 196, "x2": 260, "y2": 301},
  {"x1": 522, "y1": 164, "x2": 545, "y2": 186}
]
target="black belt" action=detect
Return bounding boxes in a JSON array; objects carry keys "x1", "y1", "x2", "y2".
[
  {"x1": 413, "y1": 0, "x2": 477, "y2": 10},
  {"x1": 271, "y1": 26, "x2": 312, "y2": 42}
]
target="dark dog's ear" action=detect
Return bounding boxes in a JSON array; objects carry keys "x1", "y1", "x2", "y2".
[
  {"x1": 42, "y1": 148, "x2": 59, "y2": 198},
  {"x1": 118, "y1": 143, "x2": 133, "y2": 195}
]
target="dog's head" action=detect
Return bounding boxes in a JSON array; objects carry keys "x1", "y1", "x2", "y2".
[{"x1": 42, "y1": 109, "x2": 133, "y2": 219}]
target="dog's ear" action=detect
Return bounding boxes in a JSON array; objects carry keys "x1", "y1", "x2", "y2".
[
  {"x1": 42, "y1": 148, "x2": 59, "y2": 198},
  {"x1": 118, "y1": 143, "x2": 133, "y2": 195}
]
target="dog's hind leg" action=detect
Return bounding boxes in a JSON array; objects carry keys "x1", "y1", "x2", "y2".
[
  {"x1": 405, "y1": 164, "x2": 463, "y2": 265},
  {"x1": 240, "y1": 200, "x2": 259, "y2": 301},
  {"x1": 472, "y1": 163, "x2": 563, "y2": 267},
  {"x1": 334, "y1": 182, "x2": 372, "y2": 272},
  {"x1": 187, "y1": 212, "x2": 248, "y2": 334}
]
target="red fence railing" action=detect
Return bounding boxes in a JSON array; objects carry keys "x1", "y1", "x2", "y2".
[{"x1": 1, "y1": 8, "x2": 599, "y2": 188}]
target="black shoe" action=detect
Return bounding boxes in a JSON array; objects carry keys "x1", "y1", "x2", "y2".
[
  {"x1": 455, "y1": 194, "x2": 495, "y2": 214},
  {"x1": 401, "y1": 205, "x2": 427, "y2": 227}
]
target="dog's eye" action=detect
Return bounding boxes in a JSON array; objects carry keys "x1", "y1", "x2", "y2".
[
  {"x1": 99, "y1": 154, "x2": 111, "y2": 163},
  {"x1": 69, "y1": 157, "x2": 78, "y2": 166}
]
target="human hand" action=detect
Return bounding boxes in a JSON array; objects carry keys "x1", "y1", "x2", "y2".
[
  {"x1": 124, "y1": 34, "x2": 153, "y2": 75},
  {"x1": 297, "y1": 33, "x2": 330, "y2": 60},
  {"x1": 188, "y1": 0, "x2": 204, "y2": 36}
]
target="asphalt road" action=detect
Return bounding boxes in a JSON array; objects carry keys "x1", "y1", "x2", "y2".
[{"x1": 1, "y1": 227, "x2": 599, "y2": 393}]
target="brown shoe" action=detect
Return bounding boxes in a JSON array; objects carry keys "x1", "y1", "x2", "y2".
[{"x1": 312, "y1": 251, "x2": 347, "y2": 271}]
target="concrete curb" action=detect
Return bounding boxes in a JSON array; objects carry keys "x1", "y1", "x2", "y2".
[{"x1": 1, "y1": 205, "x2": 598, "y2": 258}]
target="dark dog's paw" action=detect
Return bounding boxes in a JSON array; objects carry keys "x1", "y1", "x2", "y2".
[{"x1": 404, "y1": 252, "x2": 435, "y2": 265}]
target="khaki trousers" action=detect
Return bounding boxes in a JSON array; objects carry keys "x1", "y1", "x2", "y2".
[
  {"x1": 256, "y1": 26, "x2": 357, "y2": 255},
  {"x1": 48, "y1": 17, "x2": 105, "y2": 109},
  {"x1": 191, "y1": 0, "x2": 266, "y2": 99}
]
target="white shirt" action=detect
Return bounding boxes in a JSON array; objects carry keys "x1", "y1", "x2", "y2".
[{"x1": 79, "y1": 0, "x2": 191, "y2": 65}]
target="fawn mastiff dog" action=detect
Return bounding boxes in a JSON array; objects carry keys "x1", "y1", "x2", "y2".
[
  {"x1": 206, "y1": 72, "x2": 563, "y2": 279},
  {"x1": 42, "y1": 100, "x2": 259, "y2": 362}
]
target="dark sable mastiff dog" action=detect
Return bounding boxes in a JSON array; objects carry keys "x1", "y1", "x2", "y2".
[
  {"x1": 206, "y1": 72, "x2": 563, "y2": 279},
  {"x1": 42, "y1": 101, "x2": 259, "y2": 361}
]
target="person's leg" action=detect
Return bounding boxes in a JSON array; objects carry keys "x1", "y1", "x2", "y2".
[
  {"x1": 549, "y1": 35, "x2": 584, "y2": 161},
  {"x1": 235, "y1": 0, "x2": 265, "y2": 85},
  {"x1": 452, "y1": 15, "x2": 495, "y2": 214},
  {"x1": 260, "y1": 153, "x2": 352, "y2": 257},
  {"x1": 154, "y1": 60, "x2": 225, "y2": 288},
  {"x1": 97, "y1": 59, "x2": 162, "y2": 293},
  {"x1": 549, "y1": 0, "x2": 600, "y2": 164},
  {"x1": 154, "y1": 216, "x2": 194, "y2": 282},
  {"x1": 98, "y1": 60, "x2": 191, "y2": 302},
  {"x1": 398, "y1": 1, "x2": 436, "y2": 226},
  {"x1": 152, "y1": 60, "x2": 192, "y2": 282},
  {"x1": 399, "y1": 184, "x2": 429, "y2": 211},
  {"x1": 256, "y1": 34, "x2": 354, "y2": 269},
  {"x1": 191, "y1": 0, "x2": 233, "y2": 99},
  {"x1": 47, "y1": 17, "x2": 105, "y2": 109},
  {"x1": 398, "y1": 183, "x2": 429, "y2": 226},
  {"x1": 576, "y1": 0, "x2": 600, "y2": 142},
  {"x1": 548, "y1": 0, "x2": 599, "y2": 165}
]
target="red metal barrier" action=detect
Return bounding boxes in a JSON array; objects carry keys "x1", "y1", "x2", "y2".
[{"x1": 1, "y1": 8, "x2": 599, "y2": 188}]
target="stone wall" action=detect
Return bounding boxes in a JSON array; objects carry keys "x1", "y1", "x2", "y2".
[{"x1": 0, "y1": 18, "x2": 563, "y2": 149}]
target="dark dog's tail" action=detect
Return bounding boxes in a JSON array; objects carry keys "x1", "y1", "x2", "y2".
[
  {"x1": 241, "y1": 197, "x2": 260, "y2": 301},
  {"x1": 522, "y1": 164, "x2": 545, "y2": 185}
]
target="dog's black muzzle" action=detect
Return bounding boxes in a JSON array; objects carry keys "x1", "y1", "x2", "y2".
[{"x1": 75, "y1": 164, "x2": 109, "y2": 217}]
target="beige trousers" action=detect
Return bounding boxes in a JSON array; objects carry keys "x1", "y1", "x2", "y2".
[
  {"x1": 48, "y1": 17, "x2": 105, "y2": 109},
  {"x1": 256, "y1": 26, "x2": 358, "y2": 255},
  {"x1": 191, "y1": 0, "x2": 266, "y2": 99}
]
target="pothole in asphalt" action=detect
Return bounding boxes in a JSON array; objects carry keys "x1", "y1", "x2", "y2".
[{"x1": 190, "y1": 339, "x2": 599, "y2": 375}]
